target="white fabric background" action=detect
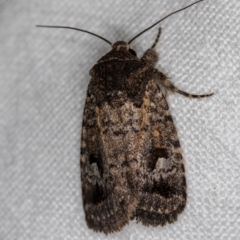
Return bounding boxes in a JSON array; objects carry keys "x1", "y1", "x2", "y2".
[{"x1": 0, "y1": 0, "x2": 239, "y2": 239}]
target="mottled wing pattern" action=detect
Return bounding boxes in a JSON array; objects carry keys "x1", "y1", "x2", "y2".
[
  {"x1": 135, "y1": 79, "x2": 186, "y2": 226},
  {"x1": 80, "y1": 89, "x2": 138, "y2": 234},
  {"x1": 80, "y1": 77, "x2": 186, "y2": 232}
]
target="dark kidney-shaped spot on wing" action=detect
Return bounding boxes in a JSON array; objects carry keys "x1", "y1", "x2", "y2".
[
  {"x1": 148, "y1": 148, "x2": 169, "y2": 171},
  {"x1": 89, "y1": 154, "x2": 104, "y2": 178}
]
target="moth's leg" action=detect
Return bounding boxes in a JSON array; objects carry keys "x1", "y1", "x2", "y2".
[
  {"x1": 153, "y1": 69, "x2": 214, "y2": 98},
  {"x1": 141, "y1": 28, "x2": 162, "y2": 67}
]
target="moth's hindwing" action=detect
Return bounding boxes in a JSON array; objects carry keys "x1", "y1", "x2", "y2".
[{"x1": 80, "y1": 76, "x2": 186, "y2": 233}]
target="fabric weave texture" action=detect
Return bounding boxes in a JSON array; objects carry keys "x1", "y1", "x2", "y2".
[{"x1": 0, "y1": 0, "x2": 239, "y2": 239}]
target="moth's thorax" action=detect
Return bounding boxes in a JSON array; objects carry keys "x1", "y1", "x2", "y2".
[
  {"x1": 88, "y1": 40, "x2": 151, "y2": 107},
  {"x1": 89, "y1": 43, "x2": 152, "y2": 108}
]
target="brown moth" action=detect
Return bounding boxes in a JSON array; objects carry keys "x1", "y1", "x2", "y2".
[{"x1": 37, "y1": 0, "x2": 213, "y2": 234}]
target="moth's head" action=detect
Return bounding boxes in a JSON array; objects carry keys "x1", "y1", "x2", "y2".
[{"x1": 112, "y1": 41, "x2": 137, "y2": 56}]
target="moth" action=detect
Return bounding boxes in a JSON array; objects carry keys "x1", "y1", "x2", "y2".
[{"x1": 37, "y1": 0, "x2": 213, "y2": 234}]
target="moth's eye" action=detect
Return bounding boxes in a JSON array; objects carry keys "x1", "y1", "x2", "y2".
[{"x1": 129, "y1": 48, "x2": 137, "y2": 56}]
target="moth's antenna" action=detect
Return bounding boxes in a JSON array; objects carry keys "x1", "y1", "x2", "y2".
[
  {"x1": 36, "y1": 25, "x2": 112, "y2": 46},
  {"x1": 128, "y1": 0, "x2": 204, "y2": 44}
]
